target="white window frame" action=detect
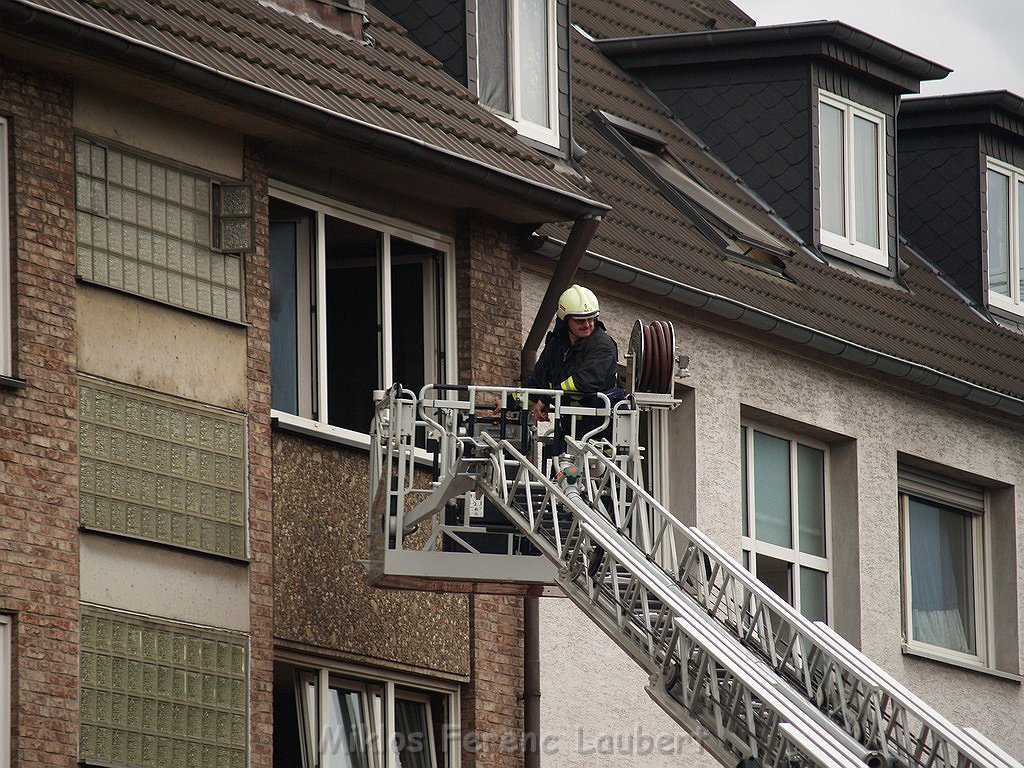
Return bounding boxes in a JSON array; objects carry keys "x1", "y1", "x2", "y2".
[
  {"x1": 985, "y1": 157, "x2": 1024, "y2": 316},
  {"x1": 899, "y1": 473, "x2": 990, "y2": 669},
  {"x1": 817, "y1": 90, "x2": 888, "y2": 267},
  {"x1": 0, "y1": 117, "x2": 11, "y2": 379},
  {"x1": 741, "y1": 423, "x2": 832, "y2": 623},
  {"x1": 269, "y1": 182, "x2": 457, "y2": 451},
  {"x1": 0, "y1": 616, "x2": 9, "y2": 768},
  {"x1": 290, "y1": 657, "x2": 460, "y2": 768},
  {"x1": 477, "y1": 0, "x2": 559, "y2": 147}
]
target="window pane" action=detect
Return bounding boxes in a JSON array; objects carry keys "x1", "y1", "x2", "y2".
[
  {"x1": 272, "y1": 667, "x2": 306, "y2": 768},
  {"x1": 756, "y1": 553, "x2": 791, "y2": 604},
  {"x1": 395, "y1": 698, "x2": 434, "y2": 768},
  {"x1": 799, "y1": 567, "x2": 828, "y2": 622},
  {"x1": 740, "y1": 427, "x2": 748, "y2": 537},
  {"x1": 988, "y1": 169, "x2": 1011, "y2": 296},
  {"x1": 753, "y1": 431, "x2": 792, "y2": 547},
  {"x1": 853, "y1": 115, "x2": 880, "y2": 248},
  {"x1": 478, "y1": 0, "x2": 510, "y2": 113},
  {"x1": 907, "y1": 497, "x2": 976, "y2": 655},
  {"x1": 797, "y1": 444, "x2": 826, "y2": 557},
  {"x1": 305, "y1": 679, "x2": 319, "y2": 767},
  {"x1": 517, "y1": 0, "x2": 551, "y2": 127},
  {"x1": 1018, "y1": 179, "x2": 1024, "y2": 300},
  {"x1": 820, "y1": 102, "x2": 845, "y2": 237},
  {"x1": 326, "y1": 686, "x2": 372, "y2": 768},
  {"x1": 325, "y1": 216, "x2": 381, "y2": 432},
  {"x1": 270, "y1": 221, "x2": 300, "y2": 414},
  {"x1": 391, "y1": 240, "x2": 437, "y2": 396}
]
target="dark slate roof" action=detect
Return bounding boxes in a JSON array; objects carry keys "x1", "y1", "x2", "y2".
[
  {"x1": 540, "y1": 13, "x2": 1024, "y2": 405},
  {"x1": 597, "y1": 21, "x2": 951, "y2": 94},
  {"x1": 2, "y1": 0, "x2": 602, "y2": 216},
  {"x1": 371, "y1": 0, "x2": 467, "y2": 82},
  {"x1": 901, "y1": 90, "x2": 1024, "y2": 140}
]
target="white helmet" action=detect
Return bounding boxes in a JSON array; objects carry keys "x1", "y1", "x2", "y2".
[{"x1": 557, "y1": 284, "x2": 600, "y2": 320}]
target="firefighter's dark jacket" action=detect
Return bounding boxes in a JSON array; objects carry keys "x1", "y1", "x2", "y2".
[{"x1": 523, "y1": 318, "x2": 619, "y2": 400}]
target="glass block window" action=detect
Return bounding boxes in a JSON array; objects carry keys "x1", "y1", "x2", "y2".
[
  {"x1": 79, "y1": 377, "x2": 247, "y2": 560},
  {"x1": 80, "y1": 606, "x2": 248, "y2": 768},
  {"x1": 74, "y1": 137, "x2": 244, "y2": 322}
]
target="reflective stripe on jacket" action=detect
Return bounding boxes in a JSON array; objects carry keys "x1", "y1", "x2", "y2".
[{"x1": 523, "y1": 319, "x2": 619, "y2": 400}]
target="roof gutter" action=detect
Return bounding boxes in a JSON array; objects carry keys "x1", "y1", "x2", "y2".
[
  {"x1": 2, "y1": 0, "x2": 609, "y2": 220},
  {"x1": 597, "y1": 20, "x2": 951, "y2": 83},
  {"x1": 531, "y1": 237, "x2": 1024, "y2": 419}
]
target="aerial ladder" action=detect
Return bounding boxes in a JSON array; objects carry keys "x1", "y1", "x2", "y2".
[{"x1": 366, "y1": 320, "x2": 1020, "y2": 768}]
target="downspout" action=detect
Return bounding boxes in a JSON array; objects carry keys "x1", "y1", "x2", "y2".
[
  {"x1": 521, "y1": 214, "x2": 603, "y2": 375},
  {"x1": 522, "y1": 213, "x2": 602, "y2": 768}
]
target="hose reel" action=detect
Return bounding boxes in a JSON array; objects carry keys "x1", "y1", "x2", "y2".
[{"x1": 627, "y1": 319, "x2": 685, "y2": 394}]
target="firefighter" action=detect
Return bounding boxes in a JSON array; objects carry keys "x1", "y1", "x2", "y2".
[{"x1": 523, "y1": 284, "x2": 620, "y2": 424}]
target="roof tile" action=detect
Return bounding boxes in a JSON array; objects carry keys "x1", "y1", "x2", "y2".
[
  {"x1": 13, "y1": 0, "x2": 594, "y2": 206},
  {"x1": 544, "y1": 20, "x2": 1024, "y2": 400}
]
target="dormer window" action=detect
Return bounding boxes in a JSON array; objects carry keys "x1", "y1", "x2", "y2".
[
  {"x1": 477, "y1": 0, "x2": 558, "y2": 146},
  {"x1": 986, "y1": 159, "x2": 1024, "y2": 315},
  {"x1": 818, "y1": 90, "x2": 887, "y2": 267}
]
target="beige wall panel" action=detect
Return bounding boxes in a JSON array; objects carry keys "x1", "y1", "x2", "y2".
[
  {"x1": 522, "y1": 268, "x2": 1024, "y2": 762},
  {"x1": 273, "y1": 433, "x2": 470, "y2": 679},
  {"x1": 74, "y1": 82, "x2": 243, "y2": 178},
  {"x1": 80, "y1": 532, "x2": 250, "y2": 631},
  {"x1": 77, "y1": 284, "x2": 247, "y2": 409}
]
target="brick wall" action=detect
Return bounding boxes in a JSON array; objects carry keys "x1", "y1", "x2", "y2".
[
  {"x1": 455, "y1": 212, "x2": 527, "y2": 768},
  {"x1": 244, "y1": 140, "x2": 275, "y2": 768},
  {"x1": 456, "y1": 211, "x2": 523, "y2": 388},
  {"x1": 0, "y1": 60, "x2": 80, "y2": 767}
]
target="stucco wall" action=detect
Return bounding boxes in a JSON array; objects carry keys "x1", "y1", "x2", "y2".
[
  {"x1": 74, "y1": 83, "x2": 243, "y2": 179},
  {"x1": 523, "y1": 268, "x2": 1024, "y2": 762},
  {"x1": 79, "y1": 532, "x2": 250, "y2": 630},
  {"x1": 272, "y1": 432, "x2": 471, "y2": 679},
  {"x1": 77, "y1": 284, "x2": 249, "y2": 410}
]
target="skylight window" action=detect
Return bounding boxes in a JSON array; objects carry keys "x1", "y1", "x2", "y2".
[
  {"x1": 631, "y1": 144, "x2": 789, "y2": 261},
  {"x1": 593, "y1": 112, "x2": 791, "y2": 271}
]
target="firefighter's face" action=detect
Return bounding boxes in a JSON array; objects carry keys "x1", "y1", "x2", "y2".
[{"x1": 567, "y1": 315, "x2": 596, "y2": 342}]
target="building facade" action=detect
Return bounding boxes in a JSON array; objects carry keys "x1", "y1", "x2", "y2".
[{"x1": 0, "y1": 1, "x2": 1023, "y2": 767}]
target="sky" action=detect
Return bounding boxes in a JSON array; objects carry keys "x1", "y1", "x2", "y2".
[{"x1": 743, "y1": 0, "x2": 1024, "y2": 98}]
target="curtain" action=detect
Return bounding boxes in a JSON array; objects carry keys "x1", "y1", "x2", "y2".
[
  {"x1": 477, "y1": 0, "x2": 510, "y2": 113},
  {"x1": 394, "y1": 698, "x2": 433, "y2": 768},
  {"x1": 908, "y1": 497, "x2": 975, "y2": 655}
]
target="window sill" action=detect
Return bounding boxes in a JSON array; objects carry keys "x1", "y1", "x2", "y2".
[
  {"x1": 0, "y1": 374, "x2": 26, "y2": 390},
  {"x1": 272, "y1": 410, "x2": 372, "y2": 451},
  {"x1": 495, "y1": 113, "x2": 560, "y2": 149},
  {"x1": 988, "y1": 292, "x2": 1024, "y2": 319},
  {"x1": 272, "y1": 410, "x2": 437, "y2": 464},
  {"x1": 818, "y1": 242, "x2": 893, "y2": 276},
  {"x1": 901, "y1": 644, "x2": 1022, "y2": 683}
]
